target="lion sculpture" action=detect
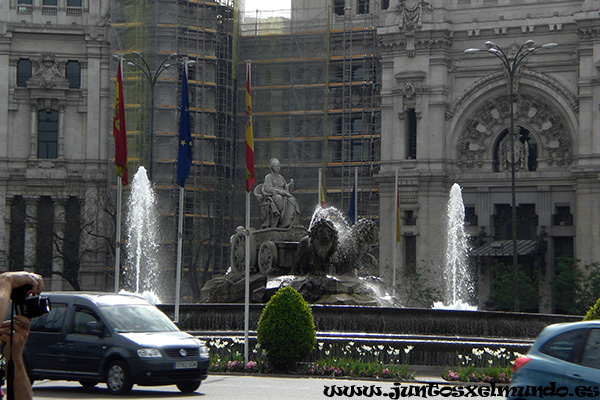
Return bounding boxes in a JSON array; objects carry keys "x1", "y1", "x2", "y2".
[
  {"x1": 334, "y1": 218, "x2": 379, "y2": 275},
  {"x1": 292, "y1": 218, "x2": 338, "y2": 275}
]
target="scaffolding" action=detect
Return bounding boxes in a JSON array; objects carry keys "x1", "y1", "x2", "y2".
[
  {"x1": 110, "y1": 0, "x2": 236, "y2": 300},
  {"x1": 237, "y1": 4, "x2": 381, "y2": 240}
]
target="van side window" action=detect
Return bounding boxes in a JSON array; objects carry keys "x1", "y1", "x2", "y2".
[
  {"x1": 72, "y1": 307, "x2": 100, "y2": 334},
  {"x1": 30, "y1": 303, "x2": 67, "y2": 333}
]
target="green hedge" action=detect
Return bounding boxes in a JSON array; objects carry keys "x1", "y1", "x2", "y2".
[{"x1": 257, "y1": 286, "x2": 316, "y2": 371}]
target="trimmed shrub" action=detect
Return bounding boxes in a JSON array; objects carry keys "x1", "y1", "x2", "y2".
[
  {"x1": 257, "y1": 286, "x2": 316, "y2": 371},
  {"x1": 583, "y1": 297, "x2": 600, "y2": 321}
]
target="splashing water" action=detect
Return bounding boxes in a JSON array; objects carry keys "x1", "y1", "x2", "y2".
[
  {"x1": 124, "y1": 167, "x2": 162, "y2": 301},
  {"x1": 433, "y1": 183, "x2": 477, "y2": 310}
]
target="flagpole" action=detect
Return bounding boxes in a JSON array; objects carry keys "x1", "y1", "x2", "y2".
[
  {"x1": 318, "y1": 168, "x2": 322, "y2": 206},
  {"x1": 243, "y1": 60, "x2": 254, "y2": 367},
  {"x1": 114, "y1": 177, "x2": 122, "y2": 293},
  {"x1": 393, "y1": 167, "x2": 399, "y2": 297},
  {"x1": 244, "y1": 191, "x2": 251, "y2": 366},
  {"x1": 175, "y1": 186, "x2": 184, "y2": 322},
  {"x1": 354, "y1": 167, "x2": 358, "y2": 223}
]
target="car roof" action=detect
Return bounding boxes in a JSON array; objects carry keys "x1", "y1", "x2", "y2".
[
  {"x1": 45, "y1": 291, "x2": 154, "y2": 307},
  {"x1": 530, "y1": 320, "x2": 600, "y2": 351}
]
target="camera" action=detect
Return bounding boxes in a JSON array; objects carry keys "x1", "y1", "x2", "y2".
[{"x1": 10, "y1": 284, "x2": 51, "y2": 319}]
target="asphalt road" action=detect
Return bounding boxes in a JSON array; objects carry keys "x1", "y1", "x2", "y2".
[{"x1": 25, "y1": 375, "x2": 509, "y2": 399}]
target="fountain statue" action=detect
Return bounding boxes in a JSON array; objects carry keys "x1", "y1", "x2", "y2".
[
  {"x1": 254, "y1": 158, "x2": 301, "y2": 228},
  {"x1": 200, "y1": 160, "x2": 391, "y2": 306},
  {"x1": 433, "y1": 183, "x2": 476, "y2": 310},
  {"x1": 123, "y1": 166, "x2": 163, "y2": 303}
]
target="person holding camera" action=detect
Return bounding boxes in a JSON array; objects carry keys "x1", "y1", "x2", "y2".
[{"x1": 0, "y1": 272, "x2": 44, "y2": 400}]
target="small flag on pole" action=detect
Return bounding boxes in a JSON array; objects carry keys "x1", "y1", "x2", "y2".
[
  {"x1": 396, "y1": 186, "x2": 402, "y2": 243},
  {"x1": 245, "y1": 63, "x2": 255, "y2": 192},
  {"x1": 348, "y1": 182, "x2": 356, "y2": 224},
  {"x1": 320, "y1": 184, "x2": 326, "y2": 209},
  {"x1": 113, "y1": 57, "x2": 128, "y2": 186},
  {"x1": 176, "y1": 64, "x2": 192, "y2": 187}
]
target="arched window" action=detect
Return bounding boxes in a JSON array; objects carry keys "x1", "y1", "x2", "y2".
[
  {"x1": 493, "y1": 127, "x2": 537, "y2": 172},
  {"x1": 38, "y1": 110, "x2": 58, "y2": 159}
]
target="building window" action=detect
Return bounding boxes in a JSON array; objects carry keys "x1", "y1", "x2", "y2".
[
  {"x1": 42, "y1": 0, "x2": 58, "y2": 14},
  {"x1": 406, "y1": 108, "x2": 417, "y2": 159},
  {"x1": 465, "y1": 206, "x2": 478, "y2": 226},
  {"x1": 38, "y1": 110, "x2": 59, "y2": 159},
  {"x1": 351, "y1": 140, "x2": 363, "y2": 161},
  {"x1": 553, "y1": 206, "x2": 573, "y2": 226},
  {"x1": 8, "y1": 196, "x2": 25, "y2": 271},
  {"x1": 334, "y1": 0, "x2": 345, "y2": 15},
  {"x1": 17, "y1": 59, "x2": 32, "y2": 87},
  {"x1": 358, "y1": 0, "x2": 369, "y2": 14},
  {"x1": 65, "y1": 60, "x2": 81, "y2": 89},
  {"x1": 17, "y1": 0, "x2": 33, "y2": 14},
  {"x1": 67, "y1": 0, "x2": 82, "y2": 6},
  {"x1": 381, "y1": 0, "x2": 389, "y2": 10}
]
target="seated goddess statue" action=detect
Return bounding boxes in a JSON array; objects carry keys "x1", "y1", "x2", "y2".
[{"x1": 254, "y1": 158, "x2": 301, "y2": 228}]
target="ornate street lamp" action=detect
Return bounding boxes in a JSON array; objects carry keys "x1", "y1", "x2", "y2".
[
  {"x1": 112, "y1": 52, "x2": 179, "y2": 181},
  {"x1": 464, "y1": 40, "x2": 557, "y2": 311}
]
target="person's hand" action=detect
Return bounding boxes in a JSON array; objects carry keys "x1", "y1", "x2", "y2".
[
  {"x1": 0, "y1": 315, "x2": 30, "y2": 361},
  {"x1": 0, "y1": 272, "x2": 44, "y2": 296}
]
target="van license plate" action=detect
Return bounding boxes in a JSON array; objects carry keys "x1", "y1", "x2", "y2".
[{"x1": 175, "y1": 361, "x2": 197, "y2": 369}]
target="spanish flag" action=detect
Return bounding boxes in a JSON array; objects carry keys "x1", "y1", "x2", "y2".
[
  {"x1": 320, "y1": 184, "x2": 326, "y2": 209},
  {"x1": 396, "y1": 186, "x2": 401, "y2": 243},
  {"x1": 113, "y1": 57, "x2": 128, "y2": 186},
  {"x1": 245, "y1": 62, "x2": 255, "y2": 192}
]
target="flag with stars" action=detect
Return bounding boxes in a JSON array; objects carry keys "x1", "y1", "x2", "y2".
[{"x1": 177, "y1": 64, "x2": 192, "y2": 187}]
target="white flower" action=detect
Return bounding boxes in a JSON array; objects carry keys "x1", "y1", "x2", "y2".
[{"x1": 404, "y1": 345, "x2": 414, "y2": 354}]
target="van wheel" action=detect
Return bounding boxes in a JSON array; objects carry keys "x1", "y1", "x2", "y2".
[
  {"x1": 176, "y1": 381, "x2": 201, "y2": 393},
  {"x1": 106, "y1": 360, "x2": 133, "y2": 395}
]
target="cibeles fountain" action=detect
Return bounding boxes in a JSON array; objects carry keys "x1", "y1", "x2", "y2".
[
  {"x1": 168, "y1": 166, "x2": 579, "y2": 366},
  {"x1": 200, "y1": 158, "x2": 392, "y2": 306}
]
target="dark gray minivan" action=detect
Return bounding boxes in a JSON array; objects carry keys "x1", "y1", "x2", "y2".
[{"x1": 24, "y1": 292, "x2": 209, "y2": 394}]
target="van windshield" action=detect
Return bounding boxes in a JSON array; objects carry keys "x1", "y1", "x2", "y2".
[{"x1": 101, "y1": 305, "x2": 178, "y2": 333}]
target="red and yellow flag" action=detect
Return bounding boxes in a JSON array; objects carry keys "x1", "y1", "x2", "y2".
[
  {"x1": 320, "y1": 184, "x2": 326, "y2": 209},
  {"x1": 245, "y1": 63, "x2": 255, "y2": 192},
  {"x1": 113, "y1": 57, "x2": 128, "y2": 186}
]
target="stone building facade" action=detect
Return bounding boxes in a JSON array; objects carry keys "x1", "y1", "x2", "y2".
[
  {"x1": 375, "y1": 0, "x2": 600, "y2": 311},
  {"x1": 0, "y1": 1, "x2": 111, "y2": 290}
]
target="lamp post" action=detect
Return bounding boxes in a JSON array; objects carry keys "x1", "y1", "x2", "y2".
[
  {"x1": 116, "y1": 52, "x2": 179, "y2": 181},
  {"x1": 464, "y1": 40, "x2": 557, "y2": 311}
]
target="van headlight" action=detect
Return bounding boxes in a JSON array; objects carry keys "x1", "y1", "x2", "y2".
[{"x1": 137, "y1": 348, "x2": 162, "y2": 358}]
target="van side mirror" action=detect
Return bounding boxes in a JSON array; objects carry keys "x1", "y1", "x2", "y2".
[{"x1": 86, "y1": 321, "x2": 104, "y2": 337}]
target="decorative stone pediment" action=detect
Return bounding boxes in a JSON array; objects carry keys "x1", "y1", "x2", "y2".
[{"x1": 456, "y1": 93, "x2": 573, "y2": 169}]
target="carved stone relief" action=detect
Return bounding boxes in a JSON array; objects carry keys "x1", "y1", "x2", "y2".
[
  {"x1": 27, "y1": 54, "x2": 69, "y2": 90},
  {"x1": 456, "y1": 93, "x2": 573, "y2": 169}
]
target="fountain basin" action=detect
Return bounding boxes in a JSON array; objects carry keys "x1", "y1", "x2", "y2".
[{"x1": 159, "y1": 303, "x2": 580, "y2": 339}]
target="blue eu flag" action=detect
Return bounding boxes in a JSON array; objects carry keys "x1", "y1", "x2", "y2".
[{"x1": 177, "y1": 65, "x2": 192, "y2": 187}]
